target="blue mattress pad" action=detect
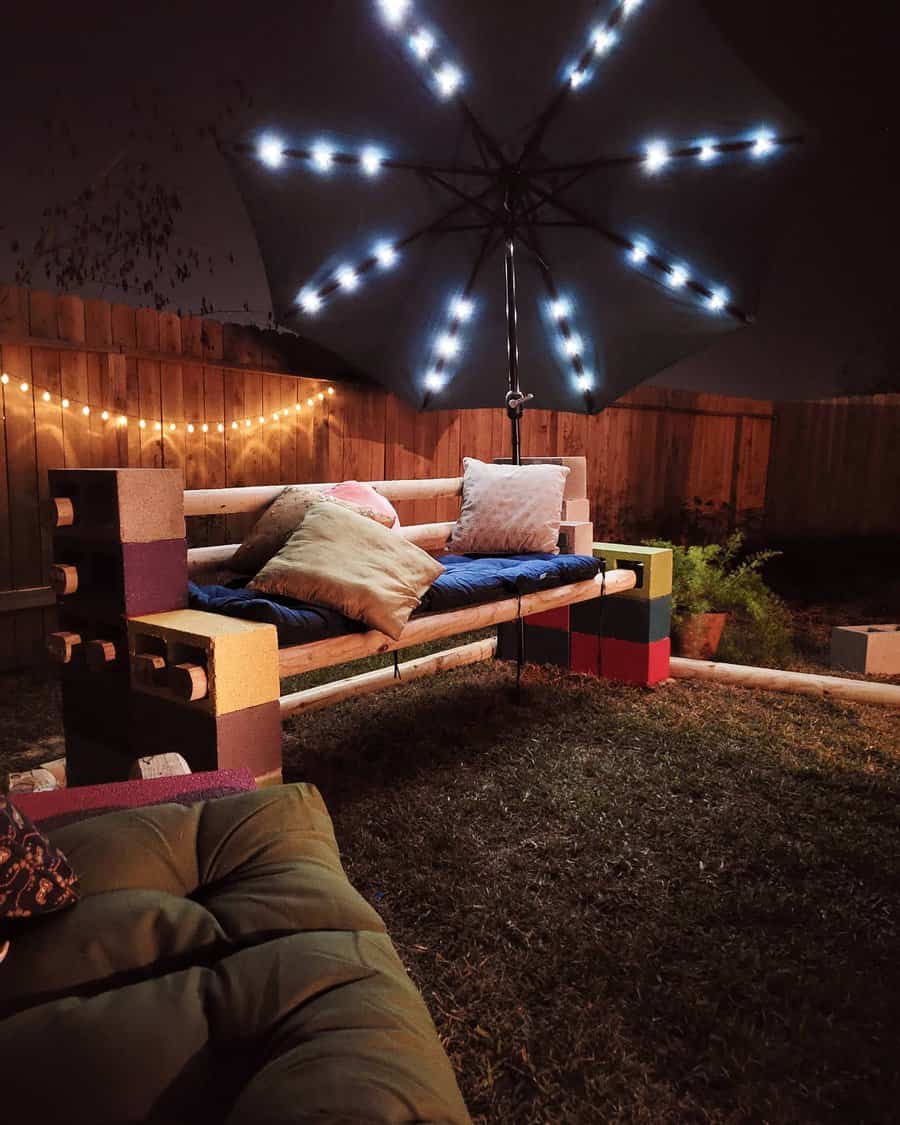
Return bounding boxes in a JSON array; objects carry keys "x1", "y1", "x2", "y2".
[{"x1": 189, "y1": 552, "x2": 601, "y2": 647}]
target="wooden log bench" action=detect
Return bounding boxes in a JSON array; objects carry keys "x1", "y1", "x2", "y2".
[{"x1": 44, "y1": 462, "x2": 671, "y2": 785}]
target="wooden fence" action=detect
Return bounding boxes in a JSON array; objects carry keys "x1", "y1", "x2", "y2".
[{"x1": 1, "y1": 286, "x2": 898, "y2": 671}]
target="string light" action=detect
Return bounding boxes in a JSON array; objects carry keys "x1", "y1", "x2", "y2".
[
  {"x1": 42, "y1": 390, "x2": 51, "y2": 402},
  {"x1": 99, "y1": 409, "x2": 108, "y2": 420},
  {"x1": 155, "y1": 421, "x2": 162, "y2": 431},
  {"x1": 435, "y1": 333, "x2": 459, "y2": 359},
  {"x1": 294, "y1": 402, "x2": 301, "y2": 411},
  {"x1": 550, "y1": 298, "x2": 571, "y2": 321},
  {"x1": 139, "y1": 418, "x2": 146, "y2": 429},
  {"x1": 168, "y1": 422, "x2": 176, "y2": 431},
  {"x1": 707, "y1": 288, "x2": 728, "y2": 312},
  {"x1": 424, "y1": 371, "x2": 444, "y2": 392},
  {"x1": 374, "y1": 240, "x2": 398, "y2": 268},
  {"x1": 307, "y1": 397, "x2": 314, "y2": 406},
  {"x1": 378, "y1": 0, "x2": 411, "y2": 27},
  {"x1": 245, "y1": 418, "x2": 252, "y2": 427},
  {"x1": 0, "y1": 373, "x2": 8, "y2": 384},
  {"x1": 667, "y1": 265, "x2": 689, "y2": 288},
  {"x1": 644, "y1": 141, "x2": 670, "y2": 173},
  {"x1": 317, "y1": 391, "x2": 325, "y2": 401},
  {"x1": 752, "y1": 129, "x2": 775, "y2": 158},
  {"x1": 299, "y1": 290, "x2": 322, "y2": 315},
  {"x1": 409, "y1": 28, "x2": 434, "y2": 60},
  {"x1": 187, "y1": 423, "x2": 194, "y2": 433},
  {"x1": 622, "y1": 0, "x2": 643, "y2": 15},
  {"x1": 201, "y1": 423, "x2": 208, "y2": 433},
  {"x1": 563, "y1": 335, "x2": 582, "y2": 358},
  {"x1": 311, "y1": 143, "x2": 335, "y2": 172},
  {"x1": 118, "y1": 415, "x2": 127, "y2": 426},
  {"x1": 61, "y1": 398, "x2": 70, "y2": 409},
  {"x1": 336, "y1": 265, "x2": 359, "y2": 291},
  {"x1": 577, "y1": 373, "x2": 594, "y2": 392},
  {"x1": 360, "y1": 146, "x2": 384, "y2": 176},
  {"x1": 592, "y1": 28, "x2": 617, "y2": 54},
  {"x1": 698, "y1": 139, "x2": 717, "y2": 163},
  {"x1": 327, "y1": 386, "x2": 335, "y2": 395},
  {"x1": 258, "y1": 135, "x2": 285, "y2": 169},
  {"x1": 231, "y1": 421, "x2": 238, "y2": 430},
  {"x1": 451, "y1": 296, "x2": 474, "y2": 322},
  {"x1": 82, "y1": 405, "x2": 90, "y2": 416},
  {"x1": 435, "y1": 63, "x2": 462, "y2": 99}
]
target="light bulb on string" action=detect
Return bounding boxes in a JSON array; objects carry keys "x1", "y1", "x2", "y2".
[
  {"x1": 201, "y1": 423, "x2": 208, "y2": 433},
  {"x1": 336, "y1": 265, "x2": 359, "y2": 291},
  {"x1": 563, "y1": 335, "x2": 582, "y2": 358},
  {"x1": 360, "y1": 147, "x2": 384, "y2": 176},
  {"x1": 435, "y1": 333, "x2": 459, "y2": 359},
  {"x1": 644, "y1": 140, "x2": 670, "y2": 173},
  {"x1": 668, "y1": 265, "x2": 689, "y2": 288},
  {"x1": 258, "y1": 135, "x2": 285, "y2": 169},
  {"x1": 550, "y1": 298, "x2": 571, "y2": 321},
  {"x1": 707, "y1": 288, "x2": 728, "y2": 312},
  {"x1": 0, "y1": 373, "x2": 8, "y2": 385},
  {"x1": 41, "y1": 390, "x2": 51, "y2": 402},
  {"x1": 593, "y1": 28, "x2": 616, "y2": 53},
  {"x1": 434, "y1": 63, "x2": 462, "y2": 99},
  {"x1": 451, "y1": 297, "x2": 474, "y2": 322},
  {"x1": 101, "y1": 410, "x2": 109, "y2": 421},
  {"x1": 374, "y1": 241, "x2": 397, "y2": 268},
  {"x1": 218, "y1": 423, "x2": 225, "y2": 433},
  {"x1": 311, "y1": 143, "x2": 335, "y2": 172},
  {"x1": 307, "y1": 397, "x2": 314, "y2": 407},
  {"x1": 19, "y1": 382, "x2": 29, "y2": 393},
  {"x1": 424, "y1": 370, "x2": 444, "y2": 392},
  {"x1": 155, "y1": 422, "x2": 162, "y2": 431},
  {"x1": 118, "y1": 415, "x2": 127, "y2": 426},
  {"x1": 327, "y1": 386, "x2": 335, "y2": 395},
  {"x1": 378, "y1": 0, "x2": 411, "y2": 27},
  {"x1": 139, "y1": 418, "x2": 146, "y2": 428},
  {"x1": 409, "y1": 28, "x2": 434, "y2": 60},
  {"x1": 698, "y1": 139, "x2": 717, "y2": 162},
  {"x1": 299, "y1": 290, "x2": 322, "y2": 315},
  {"x1": 629, "y1": 241, "x2": 649, "y2": 264},
  {"x1": 187, "y1": 423, "x2": 195, "y2": 433}
]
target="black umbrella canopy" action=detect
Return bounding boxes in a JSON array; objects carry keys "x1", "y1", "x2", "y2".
[{"x1": 227, "y1": 0, "x2": 803, "y2": 416}]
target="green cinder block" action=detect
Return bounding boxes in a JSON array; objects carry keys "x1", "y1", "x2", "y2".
[{"x1": 593, "y1": 543, "x2": 672, "y2": 601}]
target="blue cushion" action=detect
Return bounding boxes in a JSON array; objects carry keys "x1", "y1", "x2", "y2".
[{"x1": 189, "y1": 553, "x2": 601, "y2": 647}]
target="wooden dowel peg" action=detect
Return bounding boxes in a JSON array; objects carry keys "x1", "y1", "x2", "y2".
[
  {"x1": 47, "y1": 631, "x2": 82, "y2": 664},
  {"x1": 132, "y1": 652, "x2": 167, "y2": 685},
  {"x1": 85, "y1": 639, "x2": 117, "y2": 669},
  {"x1": 51, "y1": 497, "x2": 75, "y2": 527},
  {"x1": 49, "y1": 563, "x2": 78, "y2": 595},
  {"x1": 169, "y1": 662, "x2": 209, "y2": 702}
]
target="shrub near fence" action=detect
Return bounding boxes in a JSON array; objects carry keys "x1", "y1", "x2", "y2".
[{"x1": 1, "y1": 285, "x2": 898, "y2": 670}]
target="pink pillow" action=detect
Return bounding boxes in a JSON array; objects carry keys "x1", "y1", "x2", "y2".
[{"x1": 326, "y1": 481, "x2": 401, "y2": 532}]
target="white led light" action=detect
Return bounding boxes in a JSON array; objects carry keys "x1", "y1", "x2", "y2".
[
  {"x1": 409, "y1": 28, "x2": 435, "y2": 60},
  {"x1": 201, "y1": 423, "x2": 208, "y2": 432},
  {"x1": 311, "y1": 143, "x2": 334, "y2": 171},
  {"x1": 299, "y1": 290, "x2": 322, "y2": 314},
  {"x1": 101, "y1": 410, "x2": 109, "y2": 421},
  {"x1": 336, "y1": 265, "x2": 359, "y2": 291},
  {"x1": 707, "y1": 288, "x2": 728, "y2": 312},
  {"x1": 0, "y1": 373, "x2": 8, "y2": 384},
  {"x1": 668, "y1": 265, "x2": 689, "y2": 288},
  {"x1": 563, "y1": 335, "x2": 582, "y2": 358},
  {"x1": 378, "y1": 0, "x2": 411, "y2": 26},
  {"x1": 593, "y1": 28, "x2": 617, "y2": 54},
  {"x1": 451, "y1": 297, "x2": 473, "y2": 322},
  {"x1": 569, "y1": 67, "x2": 587, "y2": 89},
  {"x1": 577, "y1": 374, "x2": 594, "y2": 391},
  {"x1": 698, "y1": 139, "x2": 717, "y2": 162},
  {"x1": 644, "y1": 141, "x2": 670, "y2": 173},
  {"x1": 424, "y1": 371, "x2": 445, "y2": 392},
  {"x1": 258, "y1": 135, "x2": 285, "y2": 169},
  {"x1": 629, "y1": 242, "x2": 649, "y2": 264},
  {"x1": 752, "y1": 129, "x2": 775, "y2": 158},
  {"x1": 550, "y1": 298, "x2": 571, "y2": 321},
  {"x1": 187, "y1": 423, "x2": 195, "y2": 433},
  {"x1": 374, "y1": 241, "x2": 397, "y2": 268},
  {"x1": 361, "y1": 147, "x2": 384, "y2": 176},
  {"x1": 435, "y1": 333, "x2": 459, "y2": 359},
  {"x1": 622, "y1": 0, "x2": 643, "y2": 15},
  {"x1": 41, "y1": 390, "x2": 51, "y2": 402},
  {"x1": 435, "y1": 63, "x2": 463, "y2": 99}
]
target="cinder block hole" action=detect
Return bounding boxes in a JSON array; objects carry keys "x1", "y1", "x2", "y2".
[
  {"x1": 91, "y1": 552, "x2": 121, "y2": 591},
  {"x1": 82, "y1": 480, "x2": 118, "y2": 529},
  {"x1": 169, "y1": 642, "x2": 208, "y2": 671},
  {"x1": 133, "y1": 633, "x2": 167, "y2": 659},
  {"x1": 615, "y1": 560, "x2": 645, "y2": 588}
]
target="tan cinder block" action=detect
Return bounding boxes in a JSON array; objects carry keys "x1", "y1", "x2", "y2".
[
  {"x1": 831, "y1": 625, "x2": 900, "y2": 675},
  {"x1": 558, "y1": 521, "x2": 594, "y2": 555},
  {"x1": 128, "y1": 609, "x2": 279, "y2": 716},
  {"x1": 563, "y1": 498, "x2": 590, "y2": 523},
  {"x1": 593, "y1": 542, "x2": 673, "y2": 601},
  {"x1": 493, "y1": 456, "x2": 587, "y2": 500},
  {"x1": 49, "y1": 468, "x2": 185, "y2": 544}
]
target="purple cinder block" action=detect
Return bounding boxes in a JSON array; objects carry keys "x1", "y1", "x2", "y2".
[
  {"x1": 121, "y1": 539, "x2": 188, "y2": 616},
  {"x1": 53, "y1": 538, "x2": 187, "y2": 620}
]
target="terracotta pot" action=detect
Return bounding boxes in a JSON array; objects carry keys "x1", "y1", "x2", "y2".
[{"x1": 674, "y1": 612, "x2": 729, "y2": 660}]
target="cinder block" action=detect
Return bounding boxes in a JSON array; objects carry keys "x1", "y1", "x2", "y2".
[
  {"x1": 563, "y1": 498, "x2": 590, "y2": 523},
  {"x1": 128, "y1": 609, "x2": 280, "y2": 716},
  {"x1": 558, "y1": 521, "x2": 594, "y2": 556},
  {"x1": 49, "y1": 468, "x2": 185, "y2": 544},
  {"x1": 523, "y1": 624, "x2": 570, "y2": 668},
  {"x1": 593, "y1": 543, "x2": 673, "y2": 601},
  {"x1": 53, "y1": 538, "x2": 188, "y2": 620},
  {"x1": 65, "y1": 732, "x2": 135, "y2": 787},
  {"x1": 496, "y1": 620, "x2": 520, "y2": 661},
  {"x1": 570, "y1": 632, "x2": 600, "y2": 676},
  {"x1": 599, "y1": 595, "x2": 672, "y2": 644},
  {"x1": 831, "y1": 624, "x2": 900, "y2": 675},
  {"x1": 493, "y1": 456, "x2": 587, "y2": 499},
  {"x1": 570, "y1": 595, "x2": 605, "y2": 636},
  {"x1": 527, "y1": 605, "x2": 570, "y2": 631},
  {"x1": 61, "y1": 675, "x2": 131, "y2": 746},
  {"x1": 130, "y1": 694, "x2": 282, "y2": 775},
  {"x1": 600, "y1": 637, "x2": 671, "y2": 686}
]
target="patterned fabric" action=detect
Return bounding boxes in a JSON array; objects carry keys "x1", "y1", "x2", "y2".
[
  {"x1": 0, "y1": 796, "x2": 79, "y2": 929},
  {"x1": 448, "y1": 457, "x2": 570, "y2": 555},
  {"x1": 325, "y1": 480, "x2": 402, "y2": 532},
  {"x1": 231, "y1": 486, "x2": 396, "y2": 575}
]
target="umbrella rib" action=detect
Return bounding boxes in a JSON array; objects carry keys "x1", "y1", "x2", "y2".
[
  {"x1": 420, "y1": 170, "x2": 503, "y2": 224},
  {"x1": 524, "y1": 181, "x2": 753, "y2": 324}
]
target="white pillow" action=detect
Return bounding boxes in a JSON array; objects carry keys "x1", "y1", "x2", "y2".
[{"x1": 448, "y1": 457, "x2": 570, "y2": 555}]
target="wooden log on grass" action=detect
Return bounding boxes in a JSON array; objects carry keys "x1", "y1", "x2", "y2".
[
  {"x1": 670, "y1": 657, "x2": 900, "y2": 707},
  {"x1": 279, "y1": 636, "x2": 498, "y2": 717},
  {"x1": 278, "y1": 568, "x2": 637, "y2": 678}
]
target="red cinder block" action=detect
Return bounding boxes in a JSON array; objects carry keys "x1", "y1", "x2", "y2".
[
  {"x1": 600, "y1": 637, "x2": 671, "y2": 686},
  {"x1": 570, "y1": 632, "x2": 600, "y2": 676},
  {"x1": 527, "y1": 605, "x2": 570, "y2": 630}
]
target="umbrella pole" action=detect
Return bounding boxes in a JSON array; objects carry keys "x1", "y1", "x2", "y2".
[{"x1": 503, "y1": 233, "x2": 522, "y2": 466}]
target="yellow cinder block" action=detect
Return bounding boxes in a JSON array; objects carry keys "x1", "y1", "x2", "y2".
[
  {"x1": 128, "y1": 609, "x2": 279, "y2": 716},
  {"x1": 592, "y1": 542, "x2": 673, "y2": 600}
]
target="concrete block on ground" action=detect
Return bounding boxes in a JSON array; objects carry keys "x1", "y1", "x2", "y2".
[
  {"x1": 599, "y1": 594, "x2": 672, "y2": 644},
  {"x1": 600, "y1": 637, "x2": 671, "y2": 686},
  {"x1": 570, "y1": 632, "x2": 600, "y2": 676},
  {"x1": 831, "y1": 624, "x2": 900, "y2": 675}
]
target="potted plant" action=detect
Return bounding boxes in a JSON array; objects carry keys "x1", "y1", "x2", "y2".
[{"x1": 647, "y1": 533, "x2": 792, "y2": 663}]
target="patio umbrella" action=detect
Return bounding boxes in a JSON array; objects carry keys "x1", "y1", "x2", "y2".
[{"x1": 225, "y1": 0, "x2": 803, "y2": 461}]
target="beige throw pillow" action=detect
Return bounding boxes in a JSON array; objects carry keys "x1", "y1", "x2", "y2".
[
  {"x1": 448, "y1": 457, "x2": 570, "y2": 555},
  {"x1": 249, "y1": 500, "x2": 445, "y2": 639},
  {"x1": 231, "y1": 486, "x2": 393, "y2": 575}
]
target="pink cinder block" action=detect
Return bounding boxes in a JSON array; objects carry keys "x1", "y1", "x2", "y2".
[
  {"x1": 600, "y1": 637, "x2": 671, "y2": 686},
  {"x1": 527, "y1": 605, "x2": 570, "y2": 631}
]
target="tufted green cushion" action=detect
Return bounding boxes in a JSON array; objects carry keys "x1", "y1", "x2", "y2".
[{"x1": 0, "y1": 784, "x2": 470, "y2": 1124}]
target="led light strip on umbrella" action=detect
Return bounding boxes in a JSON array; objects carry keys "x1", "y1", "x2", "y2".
[
  {"x1": 235, "y1": 0, "x2": 801, "y2": 460},
  {"x1": 0, "y1": 372, "x2": 335, "y2": 432}
]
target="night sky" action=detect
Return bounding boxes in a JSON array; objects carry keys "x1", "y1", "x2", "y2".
[{"x1": 0, "y1": 1, "x2": 894, "y2": 401}]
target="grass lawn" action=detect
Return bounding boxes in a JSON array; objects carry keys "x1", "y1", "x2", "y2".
[{"x1": 2, "y1": 655, "x2": 899, "y2": 1123}]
